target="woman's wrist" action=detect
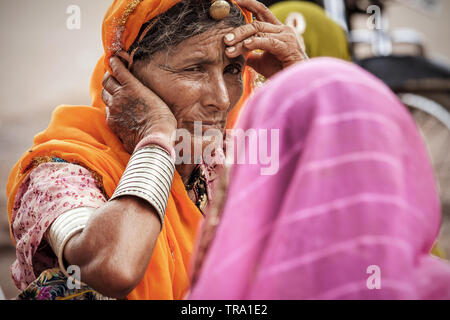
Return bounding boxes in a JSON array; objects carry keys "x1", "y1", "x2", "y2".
[
  {"x1": 111, "y1": 144, "x2": 176, "y2": 227},
  {"x1": 135, "y1": 131, "x2": 176, "y2": 163}
]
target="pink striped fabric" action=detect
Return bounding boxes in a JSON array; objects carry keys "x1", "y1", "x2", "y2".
[{"x1": 189, "y1": 58, "x2": 450, "y2": 299}]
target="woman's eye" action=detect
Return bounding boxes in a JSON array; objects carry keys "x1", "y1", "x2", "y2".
[
  {"x1": 225, "y1": 64, "x2": 243, "y2": 75},
  {"x1": 184, "y1": 66, "x2": 203, "y2": 72}
]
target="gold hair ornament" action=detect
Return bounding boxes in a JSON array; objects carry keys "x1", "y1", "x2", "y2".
[{"x1": 209, "y1": 0, "x2": 231, "y2": 20}]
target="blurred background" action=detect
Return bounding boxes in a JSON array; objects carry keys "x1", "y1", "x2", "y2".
[{"x1": 0, "y1": 0, "x2": 449, "y2": 299}]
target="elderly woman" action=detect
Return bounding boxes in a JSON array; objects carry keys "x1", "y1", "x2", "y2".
[{"x1": 6, "y1": 0, "x2": 306, "y2": 299}]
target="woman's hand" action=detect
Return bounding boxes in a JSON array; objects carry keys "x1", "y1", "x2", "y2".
[
  {"x1": 224, "y1": 0, "x2": 308, "y2": 78},
  {"x1": 102, "y1": 52, "x2": 177, "y2": 154}
]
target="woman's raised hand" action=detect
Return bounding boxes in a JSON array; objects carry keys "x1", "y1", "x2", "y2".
[
  {"x1": 225, "y1": 0, "x2": 308, "y2": 78},
  {"x1": 101, "y1": 53, "x2": 177, "y2": 154}
]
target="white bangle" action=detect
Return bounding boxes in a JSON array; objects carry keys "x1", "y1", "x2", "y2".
[
  {"x1": 47, "y1": 207, "x2": 95, "y2": 284},
  {"x1": 109, "y1": 145, "x2": 175, "y2": 228}
]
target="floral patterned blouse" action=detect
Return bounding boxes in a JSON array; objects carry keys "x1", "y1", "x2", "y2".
[
  {"x1": 10, "y1": 157, "x2": 216, "y2": 299},
  {"x1": 10, "y1": 161, "x2": 107, "y2": 294}
]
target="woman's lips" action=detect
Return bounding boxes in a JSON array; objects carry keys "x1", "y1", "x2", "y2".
[{"x1": 182, "y1": 120, "x2": 226, "y2": 134}]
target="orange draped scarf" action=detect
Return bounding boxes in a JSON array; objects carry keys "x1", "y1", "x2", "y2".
[{"x1": 6, "y1": 0, "x2": 253, "y2": 300}]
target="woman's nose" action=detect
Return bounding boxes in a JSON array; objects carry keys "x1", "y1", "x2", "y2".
[{"x1": 204, "y1": 72, "x2": 230, "y2": 111}]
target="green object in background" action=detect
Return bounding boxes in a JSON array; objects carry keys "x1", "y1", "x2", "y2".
[
  {"x1": 431, "y1": 243, "x2": 447, "y2": 260},
  {"x1": 270, "y1": 1, "x2": 351, "y2": 61}
]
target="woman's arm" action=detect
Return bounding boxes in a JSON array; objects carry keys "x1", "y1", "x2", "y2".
[
  {"x1": 63, "y1": 196, "x2": 161, "y2": 299},
  {"x1": 63, "y1": 54, "x2": 178, "y2": 299},
  {"x1": 10, "y1": 162, "x2": 107, "y2": 291},
  {"x1": 12, "y1": 160, "x2": 164, "y2": 299}
]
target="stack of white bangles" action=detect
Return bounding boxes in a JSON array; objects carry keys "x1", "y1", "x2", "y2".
[{"x1": 47, "y1": 143, "x2": 175, "y2": 281}]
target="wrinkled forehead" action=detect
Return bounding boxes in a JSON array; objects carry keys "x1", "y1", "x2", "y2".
[
  {"x1": 152, "y1": 25, "x2": 243, "y2": 66},
  {"x1": 173, "y1": 25, "x2": 233, "y2": 54}
]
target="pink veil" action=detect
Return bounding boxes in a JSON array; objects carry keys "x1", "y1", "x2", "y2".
[{"x1": 190, "y1": 58, "x2": 450, "y2": 299}]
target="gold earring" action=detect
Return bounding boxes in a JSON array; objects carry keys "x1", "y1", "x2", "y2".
[{"x1": 209, "y1": 0, "x2": 230, "y2": 20}]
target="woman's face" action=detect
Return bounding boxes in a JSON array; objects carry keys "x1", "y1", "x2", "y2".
[{"x1": 133, "y1": 25, "x2": 245, "y2": 135}]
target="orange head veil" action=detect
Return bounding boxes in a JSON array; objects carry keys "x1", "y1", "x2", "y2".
[
  {"x1": 6, "y1": 0, "x2": 253, "y2": 299},
  {"x1": 90, "y1": 0, "x2": 254, "y2": 124}
]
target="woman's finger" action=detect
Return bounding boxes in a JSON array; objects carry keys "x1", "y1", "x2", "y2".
[
  {"x1": 227, "y1": 29, "x2": 297, "y2": 58},
  {"x1": 115, "y1": 51, "x2": 132, "y2": 68},
  {"x1": 235, "y1": 0, "x2": 282, "y2": 25},
  {"x1": 101, "y1": 88, "x2": 113, "y2": 106},
  {"x1": 224, "y1": 21, "x2": 282, "y2": 47},
  {"x1": 109, "y1": 55, "x2": 136, "y2": 86},
  {"x1": 102, "y1": 72, "x2": 121, "y2": 95},
  {"x1": 225, "y1": 39, "x2": 251, "y2": 59},
  {"x1": 242, "y1": 36, "x2": 288, "y2": 59}
]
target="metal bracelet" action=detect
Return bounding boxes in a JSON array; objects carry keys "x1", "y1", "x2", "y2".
[
  {"x1": 109, "y1": 145, "x2": 175, "y2": 227},
  {"x1": 47, "y1": 206, "x2": 95, "y2": 286}
]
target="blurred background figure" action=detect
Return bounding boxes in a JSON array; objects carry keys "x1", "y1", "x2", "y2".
[
  {"x1": 268, "y1": 1, "x2": 351, "y2": 60},
  {"x1": 190, "y1": 58, "x2": 450, "y2": 299},
  {"x1": 261, "y1": 0, "x2": 450, "y2": 259}
]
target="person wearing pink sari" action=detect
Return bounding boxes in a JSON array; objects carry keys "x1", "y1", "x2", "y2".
[{"x1": 189, "y1": 57, "x2": 450, "y2": 299}]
